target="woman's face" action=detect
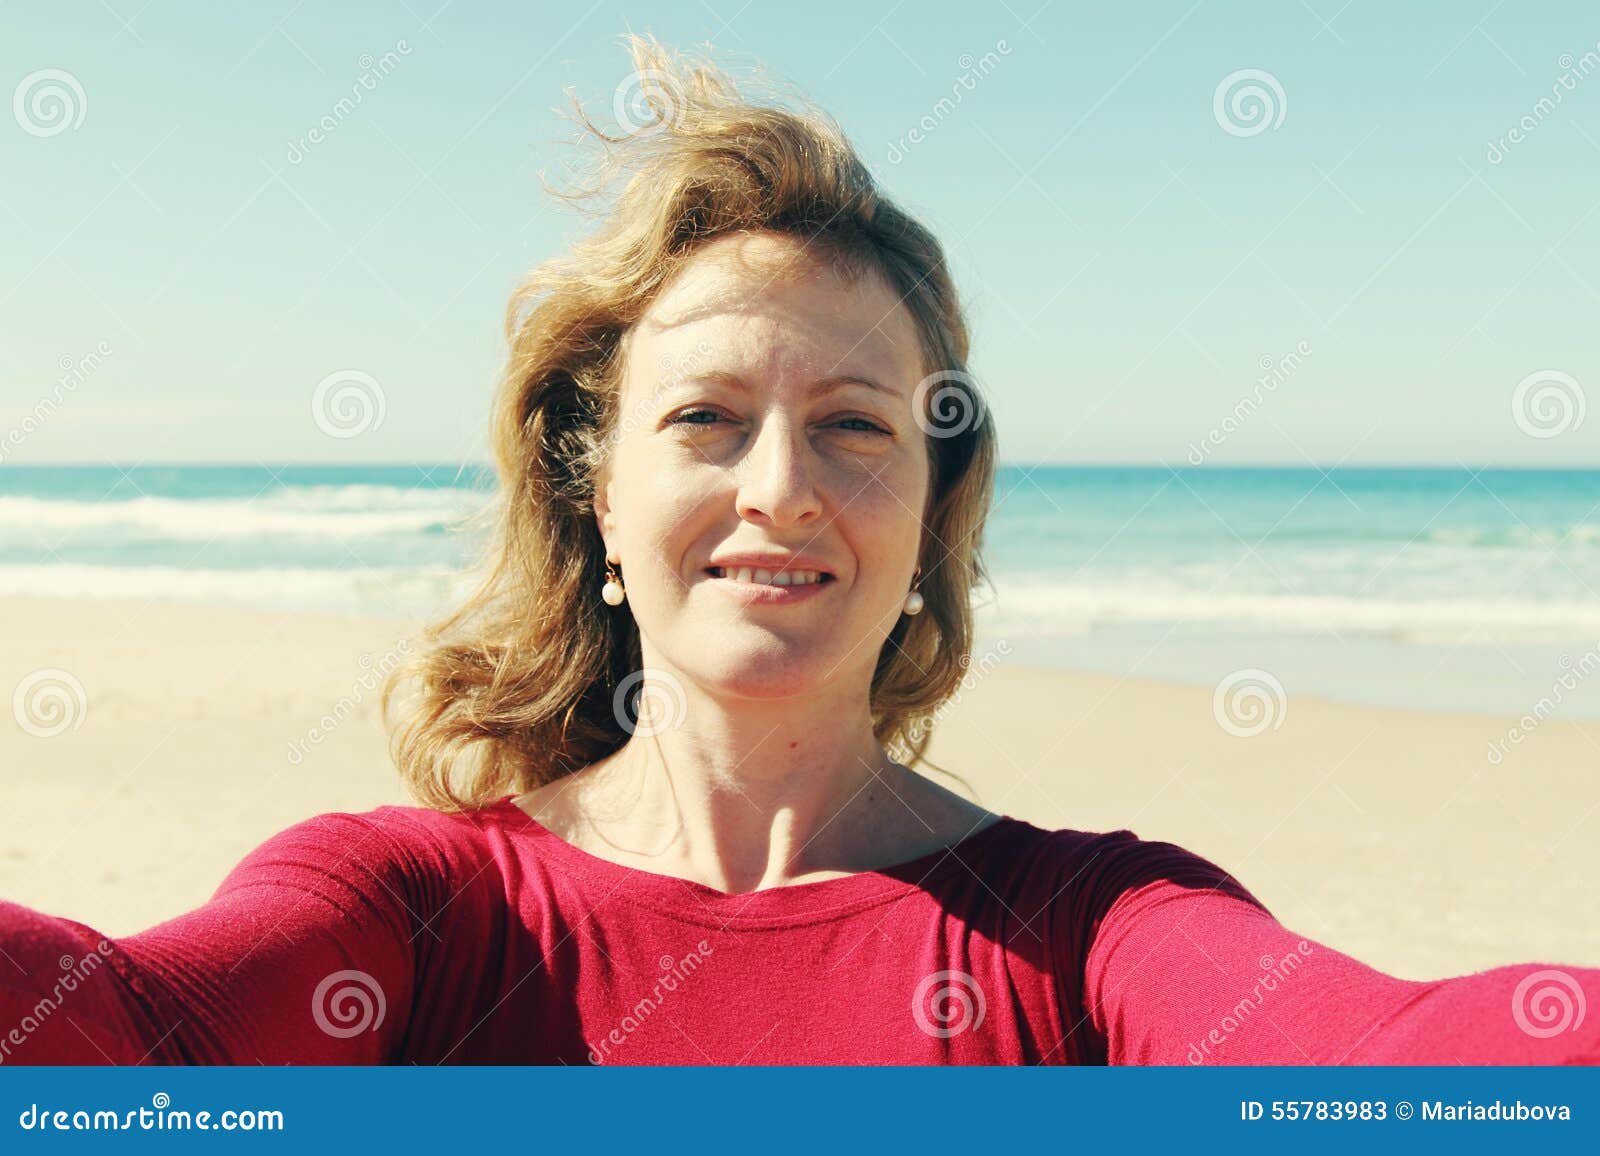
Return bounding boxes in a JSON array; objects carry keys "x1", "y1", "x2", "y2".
[{"x1": 594, "y1": 230, "x2": 931, "y2": 700}]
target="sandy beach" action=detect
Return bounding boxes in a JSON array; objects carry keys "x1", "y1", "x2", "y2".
[{"x1": 2, "y1": 594, "x2": 1596, "y2": 981}]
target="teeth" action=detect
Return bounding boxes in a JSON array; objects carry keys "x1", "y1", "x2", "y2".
[{"x1": 710, "y1": 566, "x2": 824, "y2": 587}]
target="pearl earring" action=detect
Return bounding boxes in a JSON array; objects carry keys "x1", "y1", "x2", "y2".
[
  {"x1": 903, "y1": 566, "x2": 924, "y2": 616},
  {"x1": 601, "y1": 558, "x2": 626, "y2": 606}
]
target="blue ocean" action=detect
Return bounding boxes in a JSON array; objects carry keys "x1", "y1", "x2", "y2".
[{"x1": 5, "y1": 464, "x2": 1598, "y2": 717}]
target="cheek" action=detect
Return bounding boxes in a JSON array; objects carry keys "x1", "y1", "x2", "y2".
[
  {"x1": 624, "y1": 466, "x2": 715, "y2": 580},
  {"x1": 829, "y1": 444, "x2": 928, "y2": 505},
  {"x1": 841, "y1": 478, "x2": 926, "y2": 569},
  {"x1": 857, "y1": 448, "x2": 928, "y2": 515}
]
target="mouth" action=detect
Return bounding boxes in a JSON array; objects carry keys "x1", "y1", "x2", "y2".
[{"x1": 703, "y1": 565, "x2": 837, "y2": 589}]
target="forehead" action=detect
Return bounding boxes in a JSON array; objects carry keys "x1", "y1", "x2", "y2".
[{"x1": 627, "y1": 231, "x2": 924, "y2": 385}]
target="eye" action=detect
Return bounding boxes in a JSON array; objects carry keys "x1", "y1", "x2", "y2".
[
  {"x1": 664, "y1": 408, "x2": 889, "y2": 435},
  {"x1": 833, "y1": 416, "x2": 891, "y2": 435},
  {"x1": 666, "y1": 407, "x2": 725, "y2": 426}
]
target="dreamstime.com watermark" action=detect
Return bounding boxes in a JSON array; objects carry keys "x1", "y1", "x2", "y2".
[
  {"x1": 586, "y1": 942, "x2": 715, "y2": 1064},
  {"x1": 0, "y1": 940, "x2": 116, "y2": 1064},
  {"x1": 287, "y1": 640, "x2": 412, "y2": 764},
  {"x1": 16, "y1": 1093, "x2": 284, "y2": 1132},
  {"x1": 1187, "y1": 941, "x2": 1316, "y2": 1063},
  {"x1": 1485, "y1": 643, "x2": 1600, "y2": 765},
  {"x1": 1486, "y1": 44, "x2": 1600, "y2": 164},
  {"x1": 1511, "y1": 369, "x2": 1586, "y2": 439},
  {"x1": 1186, "y1": 341, "x2": 1312, "y2": 464},
  {"x1": 1213, "y1": 69, "x2": 1287, "y2": 137},
  {"x1": 286, "y1": 41, "x2": 413, "y2": 164},
  {"x1": 1212, "y1": 668, "x2": 1288, "y2": 737},
  {"x1": 311, "y1": 969, "x2": 387, "y2": 1038},
  {"x1": 904, "y1": 639, "x2": 1013, "y2": 747},
  {"x1": 612, "y1": 667, "x2": 689, "y2": 738},
  {"x1": 1511, "y1": 969, "x2": 1587, "y2": 1039},
  {"x1": 11, "y1": 667, "x2": 88, "y2": 738},
  {"x1": 913, "y1": 969, "x2": 986, "y2": 1038},
  {"x1": 1, "y1": 340, "x2": 112, "y2": 464},
  {"x1": 603, "y1": 340, "x2": 715, "y2": 455},
  {"x1": 913, "y1": 369, "x2": 986, "y2": 439},
  {"x1": 886, "y1": 41, "x2": 1012, "y2": 165},
  {"x1": 311, "y1": 368, "x2": 387, "y2": 439},
  {"x1": 12, "y1": 68, "x2": 86, "y2": 137},
  {"x1": 612, "y1": 66, "x2": 687, "y2": 135}
]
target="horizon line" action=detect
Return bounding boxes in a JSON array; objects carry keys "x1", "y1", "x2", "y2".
[{"x1": 3, "y1": 460, "x2": 1598, "y2": 472}]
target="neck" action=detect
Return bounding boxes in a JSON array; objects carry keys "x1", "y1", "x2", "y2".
[{"x1": 564, "y1": 668, "x2": 908, "y2": 894}]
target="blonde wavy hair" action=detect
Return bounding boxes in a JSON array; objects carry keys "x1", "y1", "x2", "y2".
[{"x1": 384, "y1": 34, "x2": 998, "y2": 813}]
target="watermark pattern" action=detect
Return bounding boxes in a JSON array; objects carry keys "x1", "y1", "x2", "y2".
[
  {"x1": 285, "y1": 41, "x2": 413, "y2": 164},
  {"x1": 1487, "y1": 44, "x2": 1600, "y2": 164},
  {"x1": 612, "y1": 67, "x2": 686, "y2": 136},
  {"x1": 287, "y1": 640, "x2": 412, "y2": 765},
  {"x1": 0, "y1": 941, "x2": 116, "y2": 1064},
  {"x1": 1186, "y1": 340, "x2": 1312, "y2": 464},
  {"x1": 1213, "y1": 69, "x2": 1286, "y2": 137},
  {"x1": 586, "y1": 941, "x2": 714, "y2": 1064},
  {"x1": 612, "y1": 668, "x2": 688, "y2": 738},
  {"x1": 13, "y1": 68, "x2": 86, "y2": 137},
  {"x1": 912, "y1": 369, "x2": 986, "y2": 439},
  {"x1": 912, "y1": 969, "x2": 986, "y2": 1038},
  {"x1": 311, "y1": 369, "x2": 387, "y2": 439},
  {"x1": 1187, "y1": 941, "x2": 1316, "y2": 1063},
  {"x1": 1212, "y1": 668, "x2": 1287, "y2": 738},
  {"x1": 12, "y1": 668, "x2": 88, "y2": 738},
  {"x1": 885, "y1": 41, "x2": 1012, "y2": 165},
  {"x1": 17, "y1": 1093, "x2": 284, "y2": 1131},
  {"x1": 605, "y1": 340, "x2": 716, "y2": 456},
  {"x1": 1486, "y1": 644, "x2": 1599, "y2": 765},
  {"x1": 904, "y1": 639, "x2": 1013, "y2": 747},
  {"x1": 311, "y1": 969, "x2": 386, "y2": 1038},
  {"x1": 1511, "y1": 369, "x2": 1585, "y2": 438},
  {"x1": 1510, "y1": 969, "x2": 1587, "y2": 1038},
  {"x1": 0, "y1": 340, "x2": 112, "y2": 463}
]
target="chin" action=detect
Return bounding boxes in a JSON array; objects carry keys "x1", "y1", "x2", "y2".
[{"x1": 690, "y1": 640, "x2": 838, "y2": 700}]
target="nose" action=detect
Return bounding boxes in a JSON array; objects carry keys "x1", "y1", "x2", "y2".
[{"x1": 733, "y1": 415, "x2": 823, "y2": 527}]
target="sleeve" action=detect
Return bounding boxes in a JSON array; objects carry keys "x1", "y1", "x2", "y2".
[
  {"x1": 1068, "y1": 831, "x2": 1600, "y2": 1065},
  {"x1": 0, "y1": 811, "x2": 419, "y2": 1065}
]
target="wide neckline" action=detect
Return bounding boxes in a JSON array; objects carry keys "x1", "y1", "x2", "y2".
[{"x1": 487, "y1": 794, "x2": 1023, "y2": 925}]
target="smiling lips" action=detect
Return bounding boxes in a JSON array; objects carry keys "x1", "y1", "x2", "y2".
[
  {"x1": 701, "y1": 564, "x2": 837, "y2": 603},
  {"x1": 707, "y1": 565, "x2": 829, "y2": 587}
]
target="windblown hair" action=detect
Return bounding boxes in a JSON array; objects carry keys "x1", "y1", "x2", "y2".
[{"x1": 384, "y1": 34, "x2": 998, "y2": 812}]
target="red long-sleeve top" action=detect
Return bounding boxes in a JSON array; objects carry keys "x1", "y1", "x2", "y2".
[{"x1": 2, "y1": 795, "x2": 1595, "y2": 1065}]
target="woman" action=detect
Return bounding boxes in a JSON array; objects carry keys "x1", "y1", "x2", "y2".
[{"x1": 2, "y1": 37, "x2": 1596, "y2": 1067}]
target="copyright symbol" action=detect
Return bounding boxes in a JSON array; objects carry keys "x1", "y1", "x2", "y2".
[{"x1": 1395, "y1": 1101, "x2": 1413, "y2": 1120}]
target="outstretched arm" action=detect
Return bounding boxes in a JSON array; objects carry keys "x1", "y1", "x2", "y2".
[
  {"x1": 0, "y1": 812, "x2": 417, "y2": 1065},
  {"x1": 1074, "y1": 833, "x2": 1598, "y2": 1064}
]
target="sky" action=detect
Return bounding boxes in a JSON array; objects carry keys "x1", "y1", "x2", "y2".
[{"x1": 3, "y1": 1, "x2": 1598, "y2": 466}]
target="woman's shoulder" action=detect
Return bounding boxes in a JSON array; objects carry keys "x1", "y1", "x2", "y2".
[
  {"x1": 986, "y1": 818, "x2": 1267, "y2": 917},
  {"x1": 215, "y1": 794, "x2": 525, "y2": 898},
  {"x1": 907, "y1": 773, "x2": 1247, "y2": 889}
]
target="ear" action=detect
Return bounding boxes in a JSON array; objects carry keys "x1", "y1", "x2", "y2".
[{"x1": 593, "y1": 473, "x2": 618, "y2": 562}]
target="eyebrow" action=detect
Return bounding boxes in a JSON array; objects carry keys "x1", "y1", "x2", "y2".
[{"x1": 680, "y1": 369, "x2": 903, "y2": 399}]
